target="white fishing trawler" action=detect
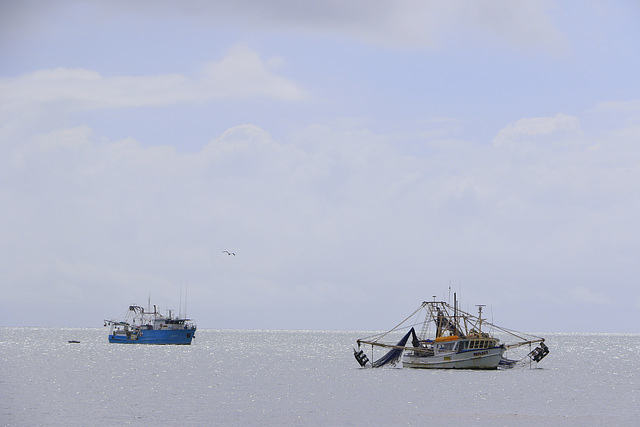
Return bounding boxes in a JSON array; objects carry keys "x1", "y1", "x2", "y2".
[{"x1": 354, "y1": 294, "x2": 548, "y2": 369}]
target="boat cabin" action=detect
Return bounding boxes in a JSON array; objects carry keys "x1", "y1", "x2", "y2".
[
  {"x1": 420, "y1": 337, "x2": 500, "y2": 355},
  {"x1": 153, "y1": 317, "x2": 191, "y2": 330}
]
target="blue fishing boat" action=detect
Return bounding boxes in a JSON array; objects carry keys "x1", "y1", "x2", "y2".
[{"x1": 105, "y1": 304, "x2": 196, "y2": 345}]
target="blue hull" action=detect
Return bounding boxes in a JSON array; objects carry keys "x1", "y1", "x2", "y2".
[{"x1": 109, "y1": 328, "x2": 196, "y2": 345}]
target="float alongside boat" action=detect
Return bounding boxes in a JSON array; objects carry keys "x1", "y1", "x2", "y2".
[
  {"x1": 354, "y1": 294, "x2": 548, "y2": 369},
  {"x1": 105, "y1": 303, "x2": 196, "y2": 345}
]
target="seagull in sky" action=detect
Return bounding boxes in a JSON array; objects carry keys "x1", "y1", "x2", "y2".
[{"x1": 222, "y1": 251, "x2": 236, "y2": 256}]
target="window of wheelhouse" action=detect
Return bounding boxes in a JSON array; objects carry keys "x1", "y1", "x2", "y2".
[
  {"x1": 437, "y1": 342, "x2": 457, "y2": 352},
  {"x1": 469, "y1": 340, "x2": 490, "y2": 349}
]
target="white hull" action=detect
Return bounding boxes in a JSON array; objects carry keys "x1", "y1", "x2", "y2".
[{"x1": 402, "y1": 346, "x2": 505, "y2": 370}]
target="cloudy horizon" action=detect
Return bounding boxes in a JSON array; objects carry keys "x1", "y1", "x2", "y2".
[{"x1": 2, "y1": 1, "x2": 639, "y2": 333}]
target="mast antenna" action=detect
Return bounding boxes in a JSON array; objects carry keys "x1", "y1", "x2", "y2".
[{"x1": 185, "y1": 282, "x2": 188, "y2": 318}]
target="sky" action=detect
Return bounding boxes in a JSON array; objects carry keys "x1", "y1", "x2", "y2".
[{"x1": 1, "y1": 0, "x2": 640, "y2": 333}]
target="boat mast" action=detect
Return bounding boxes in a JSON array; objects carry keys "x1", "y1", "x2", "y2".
[
  {"x1": 185, "y1": 282, "x2": 188, "y2": 319},
  {"x1": 476, "y1": 304, "x2": 485, "y2": 333},
  {"x1": 453, "y1": 292, "x2": 457, "y2": 335}
]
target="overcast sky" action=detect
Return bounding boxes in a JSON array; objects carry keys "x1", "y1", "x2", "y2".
[{"x1": 2, "y1": 1, "x2": 639, "y2": 333}]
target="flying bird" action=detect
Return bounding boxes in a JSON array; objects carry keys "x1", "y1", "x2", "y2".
[{"x1": 222, "y1": 251, "x2": 236, "y2": 256}]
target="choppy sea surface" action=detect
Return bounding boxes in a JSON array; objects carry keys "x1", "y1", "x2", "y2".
[{"x1": 1, "y1": 328, "x2": 638, "y2": 426}]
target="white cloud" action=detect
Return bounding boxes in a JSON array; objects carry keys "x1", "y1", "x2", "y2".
[
  {"x1": 2, "y1": 106, "x2": 639, "y2": 329},
  {"x1": 0, "y1": 45, "x2": 307, "y2": 112},
  {"x1": 200, "y1": 45, "x2": 306, "y2": 100},
  {"x1": 460, "y1": 0, "x2": 566, "y2": 51},
  {"x1": 161, "y1": 0, "x2": 567, "y2": 51},
  {"x1": 34, "y1": 125, "x2": 94, "y2": 151},
  {"x1": 1, "y1": 1, "x2": 566, "y2": 52},
  {"x1": 492, "y1": 113, "x2": 582, "y2": 148},
  {"x1": 2, "y1": 0, "x2": 640, "y2": 333}
]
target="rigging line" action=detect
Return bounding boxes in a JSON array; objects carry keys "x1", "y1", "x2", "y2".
[
  {"x1": 504, "y1": 339, "x2": 544, "y2": 350},
  {"x1": 439, "y1": 301, "x2": 540, "y2": 342},
  {"x1": 372, "y1": 302, "x2": 428, "y2": 342},
  {"x1": 477, "y1": 322, "x2": 526, "y2": 340},
  {"x1": 358, "y1": 303, "x2": 427, "y2": 343},
  {"x1": 358, "y1": 321, "x2": 419, "y2": 343},
  {"x1": 489, "y1": 323, "x2": 544, "y2": 342},
  {"x1": 358, "y1": 341, "x2": 412, "y2": 350},
  {"x1": 380, "y1": 302, "x2": 426, "y2": 338},
  {"x1": 451, "y1": 308, "x2": 540, "y2": 342}
]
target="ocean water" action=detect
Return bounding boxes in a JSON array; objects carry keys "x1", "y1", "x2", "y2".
[{"x1": 1, "y1": 328, "x2": 638, "y2": 426}]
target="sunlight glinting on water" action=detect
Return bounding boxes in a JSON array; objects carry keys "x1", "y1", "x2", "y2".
[{"x1": 1, "y1": 328, "x2": 639, "y2": 425}]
